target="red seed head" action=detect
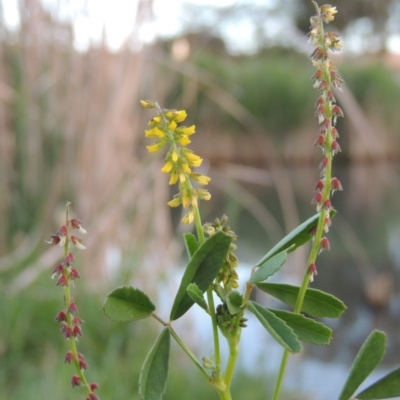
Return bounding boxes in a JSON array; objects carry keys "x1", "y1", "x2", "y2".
[
  {"x1": 320, "y1": 237, "x2": 331, "y2": 251},
  {"x1": 71, "y1": 375, "x2": 82, "y2": 388},
  {"x1": 55, "y1": 310, "x2": 67, "y2": 323},
  {"x1": 68, "y1": 302, "x2": 79, "y2": 314},
  {"x1": 64, "y1": 350, "x2": 74, "y2": 364}
]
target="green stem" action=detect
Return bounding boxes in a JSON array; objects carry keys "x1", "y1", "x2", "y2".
[
  {"x1": 207, "y1": 288, "x2": 222, "y2": 379},
  {"x1": 224, "y1": 334, "x2": 240, "y2": 388},
  {"x1": 168, "y1": 324, "x2": 211, "y2": 382}
]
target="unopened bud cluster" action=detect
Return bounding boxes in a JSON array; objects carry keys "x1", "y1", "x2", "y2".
[
  {"x1": 140, "y1": 100, "x2": 211, "y2": 224},
  {"x1": 204, "y1": 215, "x2": 239, "y2": 290},
  {"x1": 308, "y1": 3, "x2": 344, "y2": 280},
  {"x1": 46, "y1": 205, "x2": 99, "y2": 400}
]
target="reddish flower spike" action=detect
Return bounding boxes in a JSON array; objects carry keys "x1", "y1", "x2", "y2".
[
  {"x1": 65, "y1": 252, "x2": 75, "y2": 265},
  {"x1": 57, "y1": 225, "x2": 68, "y2": 236},
  {"x1": 324, "y1": 217, "x2": 332, "y2": 232},
  {"x1": 323, "y1": 199, "x2": 332, "y2": 211},
  {"x1": 69, "y1": 268, "x2": 81, "y2": 279},
  {"x1": 331, "y1": 140, "x2": 341, "y2": 155},
  {"x1": 331, "y1": 177, "x2": 343, "y2": 193},
  {"x1": 71, "y1": 375, "x2": 82, "y2": 388},
  {"x1": 320, "y1": 237, "x2": 331, "y2": 251},
  {"x1": 65, "y1": 350, "x2": 74, "y2": 364},
  {"x1": 73, "y1": 325, "x2": 83, "y2": 337},
  {"x1": 55, "y1": 310, "x2": 67, "y2": 323},
  {"x1": 311, "y1": 192, "x2": 323, "y2": 206},
  {"x1": 68, "y1": 302, "x2": 79, "y2": 314},
  {"x1": 71, "y1": 235, "x2": 86, "y2": 250},
  {"x1": 57, "y1": 275, "x2": 68, "y2": 287},
  {"x1": 314, "y1": 180, "x2": 324, "y2": 192},
  {"x1": 319, "y1": 156, "x2": 329, "y2": 171},
  {"x1": 87, "y1": 394, "x2": 99, "y2": 400},
  {"x1": 89, "y1": 383, "x2": 99, "y2": 391},
  {"x1": 70, "y1": 218, "x2": 87, "y2": 234},
  {"x1": 52, "y1": 263, "x2": 64, "y2": 277}
]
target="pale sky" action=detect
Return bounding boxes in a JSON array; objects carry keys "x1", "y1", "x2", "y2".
[{"x1": 2, "y1": 0, "x2": 400, "y2": 54}]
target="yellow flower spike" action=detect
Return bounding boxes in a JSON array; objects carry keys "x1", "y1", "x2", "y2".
[
  {"x1": 168, "y1": 121, "x2": 177, "y2": 131},
  {"x1": 176, "y1": 125, "x2": 196, "y2": 136},
  {"x1": 140, "y1": 100, "x2": 156, "y2": 108},
  {"x1": 165, "y1": 110, "x2": 178, "y2": 120},
  {"x1": 191, "y1": 195, "x2": 198, "y2": 208},
  {"x1": 177, "y1": 136, "x2": 191, "y2": 146},
  {"x1": 181, "y1": 162, "x2": 192, "y2": 174},
  {"x1": 182, "y1": 193, "x2": 191, "y2": 208},
  {"x1": 145, "y1": 127, "x2": 165, "y2": 138},
  {"x1": 161, "y1": 160, "x2": 174, "y2": 174},
  {"x1": 167, "y1": 197, "x2": 181, "y2": 207},
  {"x1": 171, "y1": 150, "x2": 178, "y2": 162},
  {"x1": 182, "y1": 210, "x2": 194, "y2": 224},
  {"x1": 185, "y1": 153, "x2": 203, "y2": 168},
  {"x1": 169, "y1": 173, "x2": 179, "y2": 185},
  {"x1": 148, "y1": 115, "x2": 162, "y2": 126},
  {"x1": 191, "y1": 173, "x2": 211, "y2": 185},
  {"x1": 146, "y1": 142, "x2": 164, "y2": 153},
  {"x1": 179, "y1": 173, "x2": 186, "y2": 183},
  {"x1": 174, "y1": 110, "x2": 187, "y2": 123},
  {"x1": 197, "y1": 188, "x2": 211, "y2": 201}
]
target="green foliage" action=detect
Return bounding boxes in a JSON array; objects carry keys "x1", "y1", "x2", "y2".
[
  {"x1": 248, "y1": 301, "x2": 302, "y2": 353},
  {"x1": 356, "y1": 367, "x2": 400, "y2": 399},
  {"x1": 186, "y1": 283, "x2": 208, "y2": 311},
  {"x1": 256, "y1": 283, "x2": 347, "y2": 318},
  {"x1": 103, "y1": 286, "x2": 156, "y2": 322},
  {"x1": 170, "y1": 231, "x2": 232, "y2": 320},
  {"x1": 267, "y1": 309, "x2": 332, "y2": 345},
  {"x1": 255, "y1": 210, "x2": 336, "y2": 268},
  {"x1": 249, "y1": 249, "x2": 288, "y2": 283},
  {"x1": 339, "y1": 330, "x2": 386, "y2": 400},
  {"x1": 139, "y1": 328, "x2": 171, "y2": 400}
]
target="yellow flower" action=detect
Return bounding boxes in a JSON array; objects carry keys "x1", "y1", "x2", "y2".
[
  {"x1": 169, "y1": 173, "x2": 179, "y2": 185},
  {"x1": 177, "y1": 136, "x2": 191, "y2": 146},
  {"x1": 197, "y1": 188, "x2": 211, "y2": 201},
  {"x1": 167, "y1": 197, "x2": 181, "y2": 207},
  {"x1": 179, "y1": 173, "x2": 186, "y2": 183},
  {"x1": 181, "y1": 162, "x2": 192, "y2": 174},
  {"x1": 161, "y1": 160, "x2": 174, "y2": 173},
  {"x1": 191, "y1": 173, "x2": 211, "y2": 185},
  {"x1": 168, "y1": 121, "x2": 177, "y2": 131},
  {"x1": 146, "y1": 142, "x2": 164, "y2": 153},
  {"x1": 140, "y1": 100, "x2": 156, "y2": 108},
  {"x1": 174, "y1": 110, "x2": 187, "y2": 123},
  {"x1": 185, "y1": 153, "x2": 203, "y2": 168},
  {"x1": 182, "y1": 193, "x2": 190, "y2": 208},
  {"x1": 148, "y1": 115, "x2": 162, "y2": 126},
  {"x1": 182, "y1": 210, "x2": 194, "y2": 224},
  {"x1": 176, "y1": 125, "x2": 196, "y2": 136},
  {"x1": 145, "y1": 127, "x2": 165, "y2": 138},
  {"x1": 191, "y1": 195, "x2": 198, "y2": 208},
  {"x1": 171, "y1": 150, "x2": 179, "y2": 162}
]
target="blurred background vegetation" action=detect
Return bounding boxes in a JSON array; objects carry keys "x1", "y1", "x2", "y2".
[{"x1": 1, "y1": 0, "x2": 400, "y2": 399}]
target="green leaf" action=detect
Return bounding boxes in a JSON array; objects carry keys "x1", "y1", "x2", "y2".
[
  {"x1": 255, "y1": 210, "x2": 336, "y2": 267},
  {"x1": 139, "y1": 328, "x2": 171, "y2": 400},
  {"x1": 267, "y1": 309, "x2": 332, "y2": 345},
  {"x1": 226, "y1": 291, "x2": 243, "y2": 315},
  {"x1": 184, "y1": 233, "x2": 199, "y2": 259},
  {"x1": 103, "y1": 286, "x2": 156, "y2": 322},
  {"x1": 186, "y1": 283, "x2": 208, "y2": 311},
  {"x1": 247, "y1": 301, "x2": 302, "y2": 353},
  {"x1": 170, "y1": 232, "x2": 232, "y2": 321},
  {"x1": 256, "y1": 283, "x2": 346, "y2": 318},
  {"x1": 249, "y1": 250, "x2": 288, "y2": 284},
  {"x1": 338, "y1": 330, "x2": 386, "y2": 400},
  {"x1": 356, "y1": 367, "x2": 400, "y2": 399}
]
